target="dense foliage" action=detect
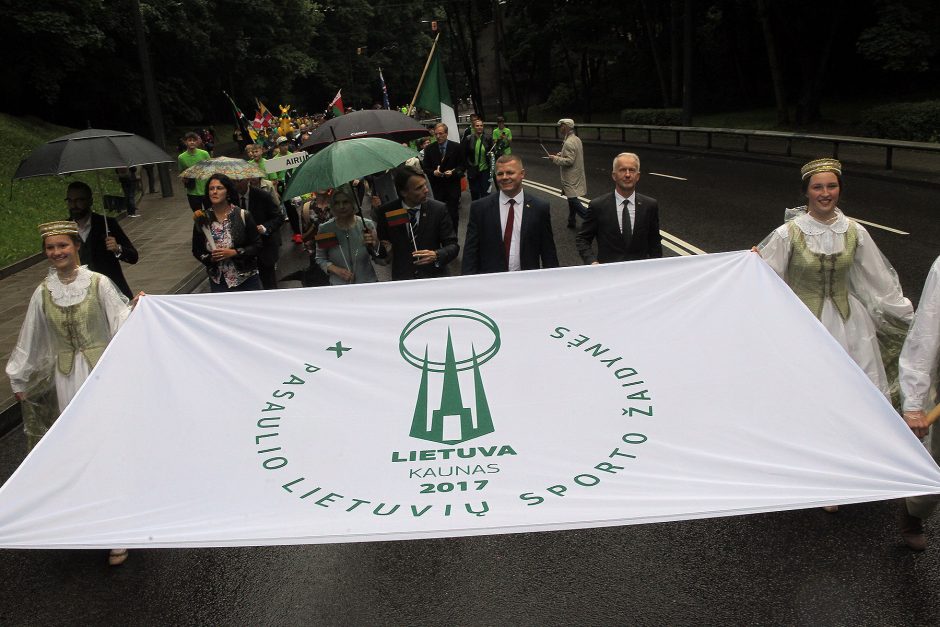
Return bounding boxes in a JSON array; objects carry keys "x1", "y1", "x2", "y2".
[{"x1": 2, "y1": 0, "x2": 939, "y2": 135}]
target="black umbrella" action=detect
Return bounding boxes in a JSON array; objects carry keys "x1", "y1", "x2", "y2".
[
  {"x1": 13, "y1": 128, "x2": 172, "y2": 179},
  {"x1": 301, "y1": 110, "x2": 430, "y2": 153},
  {"x1": 13, "y1": 128, "x2": 173, "y2": 236}
]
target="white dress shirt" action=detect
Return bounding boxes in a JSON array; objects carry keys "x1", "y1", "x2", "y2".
[
  {"x1": 614, "y1": 190, "x2": 636, "y2": 234},
  {"x1": 499, "y1": 190, "x2": 524, "y2": 272},
  {"x1": 76, "y1": 214, "x2": 92, "y2": 243}
]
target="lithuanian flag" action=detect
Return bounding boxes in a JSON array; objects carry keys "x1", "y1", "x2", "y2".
[
  {"x1": 385, "y1": 208, "x2": 409, "y2": 227},
  {"x1": 315, "y1": 232, "x2": 339, "y2": 249}
]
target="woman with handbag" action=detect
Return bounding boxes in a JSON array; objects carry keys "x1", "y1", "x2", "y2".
[{"x1": 191, "y1": 173, "x2": 263, "y2": 293}]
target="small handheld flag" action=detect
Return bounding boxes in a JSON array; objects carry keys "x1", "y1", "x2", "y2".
[
  {"x1": 315, "y1": 232, "x2": 339, "y2": 249},
  {"x1": 385, "y1": 208, "x2": 409, "y2": 227}
]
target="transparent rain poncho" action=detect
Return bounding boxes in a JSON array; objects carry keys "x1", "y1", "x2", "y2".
[
  {"x1": 759, "y1": 207, "x2": 913, "y2": 405},
  {"x1": 6, "y1": 267, "x2": 130, "y2": 450}
]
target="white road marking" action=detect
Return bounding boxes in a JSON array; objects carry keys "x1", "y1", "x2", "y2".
[
  {"x1": 662, "y1": 240, "x2": 692, "y2": 256},
  {"x1": 661, "y1": 232, "x2": 707, "y2": 255},
  {"x1": 522, "y1": 180, "x2": 707, "y2": 256},
  {"x1": 648, "y1": 172, "x2": 688, "y2": 181},
  {"x1": 522, "y1": 180, "x2": 565, "y2": 197},
  {"x1": 526, "y1": 174, "x2": 907, "y2": 243}
]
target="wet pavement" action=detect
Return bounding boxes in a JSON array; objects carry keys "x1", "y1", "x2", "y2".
[{"x1": 1, "y1": 141, "x2": 939, "y2": 625}]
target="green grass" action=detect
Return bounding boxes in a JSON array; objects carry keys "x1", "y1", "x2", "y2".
[{"x1": 0, "y1": 113, "x2": 123, "y2": 268}]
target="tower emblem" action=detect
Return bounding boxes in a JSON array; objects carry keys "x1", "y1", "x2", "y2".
[{"x1": 399, "y1": 309, "x2": 501, "y2": 445}]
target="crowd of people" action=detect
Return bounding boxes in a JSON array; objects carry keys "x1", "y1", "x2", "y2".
[{"x1": 5, "y1": 112, "x2": 940, "y2": 564}]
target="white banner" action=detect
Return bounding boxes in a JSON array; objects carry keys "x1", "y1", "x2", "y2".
[
  {"x1": 265, "y1": 151, "x2": 311, "y2": 174},
  {"x1": 1, "y1": 252, "x2": 939, "y2": 548}
]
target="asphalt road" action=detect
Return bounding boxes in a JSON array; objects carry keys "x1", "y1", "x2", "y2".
[{"x1": 1, "y1": 143, "x2": 939, "y2": 625}]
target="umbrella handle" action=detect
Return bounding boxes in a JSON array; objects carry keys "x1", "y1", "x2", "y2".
[{"x1": 95, "y1": 170, "x2": 110, "y2": 238}]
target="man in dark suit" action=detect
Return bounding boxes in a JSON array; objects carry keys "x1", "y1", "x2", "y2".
[
  {"x1": 65, "y1": 181, "x2": 138, "y2": 298},
  {"x1": 462, "y1": 155, "x2": 558, "y2": 275},
  {"x1": 576, "y1": 152, "x2": 662, "y2": 264},
  {"x1": 375, "y1": 167, "x2": 459, "y2": 281},
  {"x1": 421, "y1": 122, "x2": 465, "y2": 231},
  {"x1": 235, "y1": 177, "x2": 285, "y2": 289}
]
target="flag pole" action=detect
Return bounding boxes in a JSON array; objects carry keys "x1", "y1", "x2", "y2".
[
  {"x1": 95, "y1": 170, "x2": 110, "y2": 238},
  {"x1": 408, "y1": 33, "x2": 441, "y2": 116}
]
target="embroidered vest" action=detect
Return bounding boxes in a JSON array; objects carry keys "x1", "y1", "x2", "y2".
[
  {"x1": 787, "y1": 220, "x2": 858, "y2": 321},
  {"x1": 41, "y1": 273, "x2": 110, "y2": 376}
]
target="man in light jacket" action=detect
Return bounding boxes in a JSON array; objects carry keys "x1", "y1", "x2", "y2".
[{"x1": 549, "y1": 118, "x2": 587, "y2": 229}]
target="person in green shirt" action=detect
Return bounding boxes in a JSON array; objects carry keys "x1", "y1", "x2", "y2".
[
  {"x1": 178, "y1": 132, "x2": 211, "y2": 211},
  {"x1": 269, "y1": 136, "x2": 303, "y2": 243},
  {"x1": 270, "y1": 136, "x2": 291, "y2": 189},
  {"x1": 492, "y1": 116, "x2": 512, "y2": 157},
  {"x1": 246, "y1": 143, "x2": 270, "y2": 179}
]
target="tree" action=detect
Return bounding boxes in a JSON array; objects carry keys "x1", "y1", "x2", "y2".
[
  {"x1": 857, "y1": 0, "x2": 937, "y2": 72},
  {"x1": 757, "y1": 0, "x2": 789, "y2": 124}
]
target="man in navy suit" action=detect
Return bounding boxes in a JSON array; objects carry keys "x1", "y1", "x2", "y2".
[
  {"x1": 461, "y1": 155, "x2": 558, "y2": 275},
  {"x1": 422, "y1": 122, "x2": 465, "y2": 231},
  {"x1": 576, "y1": 152, "x2": 662, "y2": 264},
  {"x1": 375, "y1": 167, "x2": 460, "y2": 281}
]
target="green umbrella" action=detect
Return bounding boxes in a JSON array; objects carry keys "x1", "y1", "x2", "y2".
[{"x1": 284, "y1": 137, "x2": 416, "y2": 199}]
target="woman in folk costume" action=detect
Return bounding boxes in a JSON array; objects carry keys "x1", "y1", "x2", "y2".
[
  {"x1": 756, "y1": 158, "x2": 913, "y2": 407},
  {"x1": 6, "y1": 220, "x2": 140, "y2": 566}
]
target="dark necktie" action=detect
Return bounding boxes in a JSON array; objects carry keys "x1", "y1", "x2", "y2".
[
  {"x1": 409, "y1": 207, "x2": 420, "y2": 229},
  {"x1": 621, "y1": 199, "x2": 632, "y2": 241},
  {"x1": 504, "y1": 199, "x2": 516, "y2": 267}
]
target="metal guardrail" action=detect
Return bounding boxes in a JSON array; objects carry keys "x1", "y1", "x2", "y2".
[{"x1": 506, "y1": 122, "x2": 939, "y2": 171}]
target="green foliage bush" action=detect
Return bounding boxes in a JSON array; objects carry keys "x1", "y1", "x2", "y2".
[
  {"x1": 619, "y1": 109, "x2": 682, "y2": 126},
  {"x1": 545, "y1": 84, "x2": 578, "y2": 113},
  {"x1": 861, "y1": 101, "x2": 940, "y2": 142}
]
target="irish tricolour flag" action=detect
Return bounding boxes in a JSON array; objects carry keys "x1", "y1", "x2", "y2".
[{"x1": 413, "y1": 36, "x2": 459, "y2": 142}]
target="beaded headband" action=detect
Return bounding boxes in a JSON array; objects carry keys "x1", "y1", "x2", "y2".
[
  {"x1": 801, "y1": 158, "x2": 842, "y2": 180},
  {"x1": 38, "y1": 220, "x2": 79, "y2": 239}
]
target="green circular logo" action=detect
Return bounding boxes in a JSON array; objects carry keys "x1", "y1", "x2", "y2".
[{"x1": 399, "y1": 308, "x2": 501, "y2": 373}]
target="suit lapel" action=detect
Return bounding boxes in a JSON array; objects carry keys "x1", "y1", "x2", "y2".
[
  {"x1": 632, "y1": 197, "x2": 646, "y2": 247},
  {"x1": 88, "y1": 214, "x2": 106, "y2": 262},
  {"x1": 413, "y1": 202, "x2": 430, "y2": 245},
  {"x1": 519, "y1": 194, "x2": 535, "y2": 261},
  {"x1": 487, "y1": 195, "x2": 504, "y2": 260}
]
